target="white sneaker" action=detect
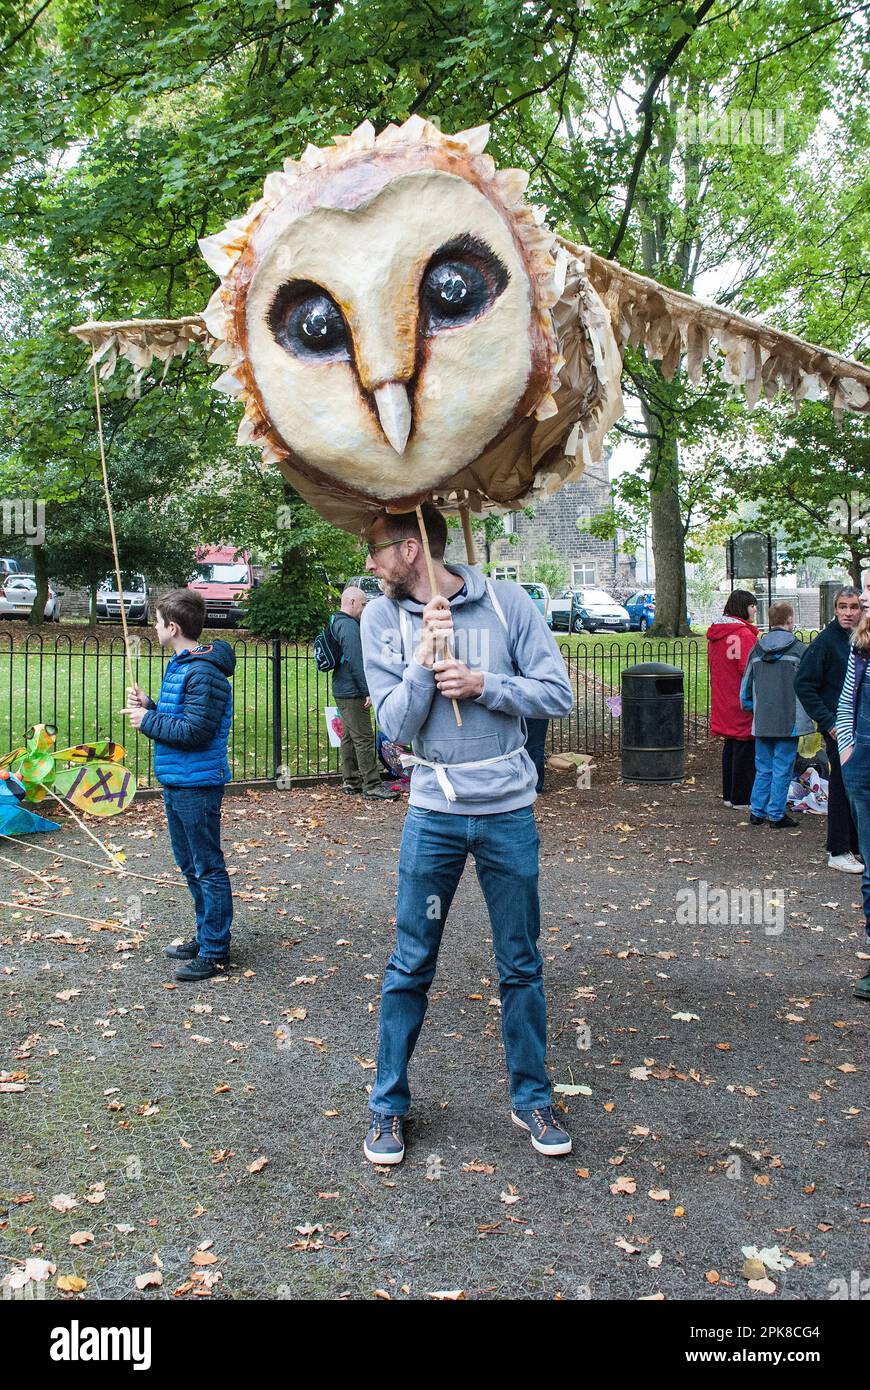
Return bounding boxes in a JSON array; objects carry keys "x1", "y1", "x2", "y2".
[
  {"x1": 848, "y1": 852, "x2": 865, "y2": 871},
  {"x1": 828, "y1": 852, "x2": 863, "y2": 874},
  {"x1": 723, "y1": 800, "x2": 732, "y2": 807}
]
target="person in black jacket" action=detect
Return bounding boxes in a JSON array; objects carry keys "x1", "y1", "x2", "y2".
[
  {"x1": 332, "y1": 587, "x2": 398, "y2": 801},
  {"x1": 794, "y1": 586, "x2": 863, "y2": 873}
]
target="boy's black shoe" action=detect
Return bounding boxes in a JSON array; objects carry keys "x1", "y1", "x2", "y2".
[
  {"x1": 749, "y1": 814, "x2": 766, "y2": 825},
  {"x1": 164, "y1": 937, "x2": 200, "y2": 960},
  {"x1": 341, "y1": 783, "x2": 362, "y2": 795},
  {"x1": 769, "y1": 814, "x2": 799, "y2": 829},
  {"x1": 363, "y1": 784, "x2": 399, "y2": 801},
  {"x1": 174, "y1": 956, "x2": 227, "y2": 982}
]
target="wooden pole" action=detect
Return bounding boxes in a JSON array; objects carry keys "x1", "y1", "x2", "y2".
[
  {"x1": 415, "y1": 504, "x2": 462, "y2": 727},
  {"x1": 0, "y1": 832, "x2": 186, "y2": 889},
  {"x1": 459, "y1": 503, "x2": 477, "y2": 566},
  {"x1": 92, "y1": 362, "x2": 136, "y2": 693}
]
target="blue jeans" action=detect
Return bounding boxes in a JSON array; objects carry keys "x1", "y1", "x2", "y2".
[
  {"x1": 163, "y1": 786, "x2": 233, "y2": 959},
  {"x1": 841, "y1": 734, "x2": 870, "y2": 937},
  {"x1": 751, "y1": 737, "x2": 798, "y2": 821},
  {"x1": 370, "y1": 805, "x2": 551, "y2": 1116}
]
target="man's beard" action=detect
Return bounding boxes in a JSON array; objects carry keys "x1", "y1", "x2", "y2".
[{"x1": 379, "y1": 562, "x2": 418, "y2": 602}]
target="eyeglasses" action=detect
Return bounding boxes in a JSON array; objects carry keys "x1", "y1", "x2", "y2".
[{"x1": 366, "y1": 539, "x2": 403, "y2": 558}]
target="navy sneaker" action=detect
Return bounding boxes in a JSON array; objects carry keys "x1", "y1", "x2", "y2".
[
  {"x1": 164, "y1": 937, "x2": 200, "y2": 960},
  {"x1": 174, "y1": 956, "x2": 227, "y2": 982},
  {"x1": 511, "y1": 1105, "x2": 573, "y2": 1156},
  {"x1": 363, "y1": 1112, "x2": 405, "y2": 1165}
]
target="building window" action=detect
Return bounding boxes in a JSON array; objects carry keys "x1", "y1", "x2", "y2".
[
  {"x1": 502, "y1": 512, "x2": 517, "y2": 535},
  {"x1": 572, "y1": 562, "x2": 596, "y2": 587},
  {"x1": 493, "y1": 565, "x2": 518, "y2": 581}
]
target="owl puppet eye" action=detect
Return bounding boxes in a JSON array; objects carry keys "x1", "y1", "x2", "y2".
[
  {"x1": 269, "y1": 281, "x2": 350, "y2": 361},
  {"x1": 421, "y1": 235, "x2": 509, "y2": 335}
]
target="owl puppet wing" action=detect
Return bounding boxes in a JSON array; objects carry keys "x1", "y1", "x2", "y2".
[{"x1": 71, "y1": 116, "x2": 870, "y2": 536}]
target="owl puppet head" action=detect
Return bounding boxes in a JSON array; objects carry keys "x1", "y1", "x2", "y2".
[
  {"x1": 72, "y1": 116, "x2": 869, "y2": 535},
  {"x1": 194, "y1": 115, "x2": 622, "y2": 531}
]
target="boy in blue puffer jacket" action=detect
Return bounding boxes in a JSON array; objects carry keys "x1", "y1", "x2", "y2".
[{"x1": 122, "y1": 589, "x2": 236, "y2": 982}]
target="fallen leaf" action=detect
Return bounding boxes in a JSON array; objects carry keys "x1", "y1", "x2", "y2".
[
  {"x1": 50, "y1": 1194, "x2": 79, "y2": 1213},
  {"x1": 671, "y1": 1012, "x2": 700, "y2": 1022},
  {"x1": 648, "y1": 1188, "x2": 670, "y2": 1201},
  {"x1": 191, "y1": 1251, "x2": 218, "y2": 1266},
  {"x1": 69, "y1": 1232, "x2": 94, "y2": 1247},
  {"x1": 747, "y1": 1277, "x2": 777, "y2": 1294},
  {"x1": 647, "y1": 1250, "x2": 663, "y2": 1268},
  {"x1": 134, "y1": 1271, "x2": 163, "y2": 1290},
  {"x1": 56, "y1": 1275, "x2": 87, "y2": 1293},
  {"x1": 610, "y1": 1175, "x2": 637, "y2": 1196},
  {"x1": 705, "y1": 1270, "x2": 720, "y2": 1284},
  {"x1": 247, "y1": 1156, "x2": 270, "y2": 1174}
]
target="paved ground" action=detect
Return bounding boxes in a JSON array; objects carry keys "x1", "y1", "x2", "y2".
[{"x1": 1, "y1": 742, "x2": 867, "y2": 1301}]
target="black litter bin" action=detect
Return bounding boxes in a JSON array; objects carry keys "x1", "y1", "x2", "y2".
[{"x1": 621, "y1": 662, "x2": 685, "y2": 783}]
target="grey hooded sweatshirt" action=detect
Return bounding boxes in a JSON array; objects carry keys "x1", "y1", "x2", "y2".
[
  {"x1": 739, "y1": 627, "x2": 813, "y2": 738},
  {"x1": 360, "y1": 564, "x2": 573, "y2": 814}
]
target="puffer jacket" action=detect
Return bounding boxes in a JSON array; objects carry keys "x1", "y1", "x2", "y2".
[{"x1": 139, "y1": 639, "x2": 235, "y2": 787}]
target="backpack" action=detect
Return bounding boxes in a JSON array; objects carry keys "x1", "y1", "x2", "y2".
[{"x1": 313, "y1": 616, "x2": 343, "y2": 673}]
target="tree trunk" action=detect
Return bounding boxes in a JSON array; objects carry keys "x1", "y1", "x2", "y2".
[
  {"x1": 642, "y1": 396, "x2": 690, "y2": 636},
  {"x1": 848, "y1": 545, "x2": 865, "y2": 588},
  {"x1": 28, "y1": 544, "x2": 49, "y2": 626},
  {"x1": 89, "y1": 583, "x2": 98, "y2": 629}
]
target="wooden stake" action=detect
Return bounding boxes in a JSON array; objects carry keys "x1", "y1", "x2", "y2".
[
  {"x1": 459, "y1": 503, "x2": 477, "y2": 566},
  {"x1": 0, "y1": 901, "x2": 127, "y2": 931},
  {"x1": 415, "y1": 504, "x2": 462, "y2": 727},
  {"x1": 0, "y1": 853, "x2": 55, "y2": 888},
  {"x1": 0, "y1": 832, "x2": 185, "y2": 889}
]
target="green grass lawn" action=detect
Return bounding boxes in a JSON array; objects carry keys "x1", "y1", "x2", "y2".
[{"x1": 2, "y1": 623, "x2": 719, "y2": 783}]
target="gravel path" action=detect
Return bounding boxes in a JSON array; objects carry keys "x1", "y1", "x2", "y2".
[{"x1": 1, "y1": 741, "x2": 866, "y2": 1301}]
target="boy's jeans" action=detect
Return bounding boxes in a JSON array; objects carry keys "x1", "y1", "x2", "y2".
[
  {"x1": 750, "y1": 736, "x2": 798, "y2": 822},
  {"x1": 163, "y1": 786, "x2": 233, "y2": 959},
  {"x1": 369, "y1": 804, "x2": 551, "y2": 1117}
]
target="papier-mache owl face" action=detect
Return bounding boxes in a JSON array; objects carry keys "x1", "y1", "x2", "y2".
[{"x1": 199, "y1": 116, "x2": 565, "y2": 508}]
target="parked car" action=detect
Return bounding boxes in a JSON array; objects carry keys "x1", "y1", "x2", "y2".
[
  {"x1": 96, "y1": 572, "x2": 150, "y2": 626},
  {"x1": 188, "y1": 546, "x2": 255, "y2": 627},
  {"x1": 0, "y1": 573, "x2": 61, "y2": 621},
  {"x1": 344, "y1": 575, "x2": 384, "y2": 601},
  {"x1": 0, "y1": 557, "x2": 21, "y2": 577},
  {"x1": 624, "y1": 591, "x2": 692, "y2": 631},
  {"x1": 520, "y1": 581, "x2": 551, "y2": 621},
  {"x1": 549, "y1": 587, "x2": 630, "y2": 633}
]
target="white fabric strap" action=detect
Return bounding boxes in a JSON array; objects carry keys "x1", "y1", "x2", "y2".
[
  {"x1": 484, "y1": 578, "x2": 509, "y2": 632},
  {"x1": 399, "y1": 746, "x2": 525, "y2": 803}
]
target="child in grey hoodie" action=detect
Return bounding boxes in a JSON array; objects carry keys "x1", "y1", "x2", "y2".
[
  {"x1": 740, "y1": 601, "x2": 813, "y2": 827},
  {"x1": 359, "y1": 504, "x2": 573, "y2": 1167}
]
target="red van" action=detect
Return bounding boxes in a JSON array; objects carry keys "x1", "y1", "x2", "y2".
[{"x1": 187, "y1": 546, "x2": 254, "y2": 628}]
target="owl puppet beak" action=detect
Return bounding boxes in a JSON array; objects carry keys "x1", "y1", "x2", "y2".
[{"x1": 373, "y1": 382, "x2": 412, "y2": 455}]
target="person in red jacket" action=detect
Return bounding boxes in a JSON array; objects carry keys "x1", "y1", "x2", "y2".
[{"x1": 707, "y1": 590, "x2": 760, "y2": 808}]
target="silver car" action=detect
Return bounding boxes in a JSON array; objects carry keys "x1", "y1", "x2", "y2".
[
  {"x1": 0, "y1": 574, "x2": 61, "y2": 621},
  {"x1": 96, "y1": 572, "x2": 150, "y2": 626}
]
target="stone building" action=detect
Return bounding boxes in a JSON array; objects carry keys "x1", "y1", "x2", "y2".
[{"x1": 446, "y1": 447, "x2": 636, "y2": 594}]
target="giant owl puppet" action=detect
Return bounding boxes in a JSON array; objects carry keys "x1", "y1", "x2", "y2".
[{"x1": 73, "y1": 116, "x2": 870, "y2": 536}]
